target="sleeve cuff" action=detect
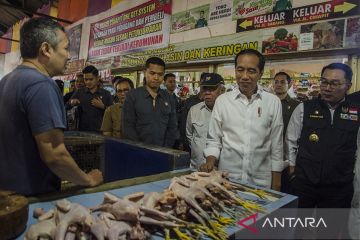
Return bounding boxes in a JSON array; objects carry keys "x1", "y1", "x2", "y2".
[
  {"x1": 204, "y1": 147, "x2": 220, "y2": 159},
  {"x1": 289, "y1": 161, "x2": 296, "y2": 167},
  {"x1": 271, "y1": 160, "x2": 285, "y2": 172}
]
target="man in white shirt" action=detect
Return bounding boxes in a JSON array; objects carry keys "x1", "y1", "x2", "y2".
[
  {"x1": 200, "y1": 49, "x2": 284, "y2": 190},
  {"x1": 186, "y1": 73, "x2": 224, "y2": 170}
]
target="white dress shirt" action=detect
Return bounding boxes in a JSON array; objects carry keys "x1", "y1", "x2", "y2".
[
  {"x1": 204, "y1": 87, "x2": 284, "y2": 188},
  {"x1": 287, "y1": 85, "x2": 297, "y2": 98},
  {"x1": 186, "y1": 102, "x2": 212, "y2": 170}
]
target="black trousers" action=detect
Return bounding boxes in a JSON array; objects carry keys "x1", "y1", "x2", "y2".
[
  {"x1": 292, "y1": 177, "x2": 354, "y2": 208},
  {"x1": 292, "y1": 177, "x2": 354, "y2": 239}
]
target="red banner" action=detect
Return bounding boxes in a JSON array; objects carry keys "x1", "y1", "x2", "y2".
[{"x1": 88, "y1": 0, "x2": 171, "y2": 60}]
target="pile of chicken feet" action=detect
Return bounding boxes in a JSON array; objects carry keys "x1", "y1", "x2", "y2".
[{"x1": 25, "y1": 171, "x2": 275, "y2": 240}]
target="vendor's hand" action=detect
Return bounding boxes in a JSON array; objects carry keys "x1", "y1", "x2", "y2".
[
  {"x1": 199, "y1": 156, "x2": 217, "y2": 172},
  {"x1": 70, "y1": 99, "x2": 80, "y2": 106},
  {"x1": 91, "y1": 97, "x2": 105, "y2": 109},
  {"x1": 87, "y1": 169, "x2": 103, "y2": 187}
]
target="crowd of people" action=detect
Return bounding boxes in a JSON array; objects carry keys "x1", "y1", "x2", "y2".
[{"x1": 1, "y1": 17, "x2": 360, "y2": 239}]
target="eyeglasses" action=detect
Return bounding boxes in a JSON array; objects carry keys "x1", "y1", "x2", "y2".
[
  {"x1": 117, "y1": 88, "x2": 130, "y2": 93},
  {"x1": 319, "y1": 77, "x2": 347, "y2": 89}
]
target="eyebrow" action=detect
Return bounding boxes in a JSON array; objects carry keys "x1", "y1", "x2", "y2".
[
  {"x1": 149, "y1": 71, "x2": 164, "y2": 75},
  {"x1": 320, "y1": 77, "x2": 343, "y2": 82}
]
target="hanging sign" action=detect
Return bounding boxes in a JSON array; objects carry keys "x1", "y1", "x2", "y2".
[
  {"x1": 88, "y1": 0, "x2": 171, "y2": 60},
  {"x1": 236, "y1": 0, "x2": 359, "y2": 32}
]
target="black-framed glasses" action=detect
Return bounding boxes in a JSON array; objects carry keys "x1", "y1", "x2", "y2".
[{"x1": 319, "y1": 77, "x2": 347, "y2": 89}]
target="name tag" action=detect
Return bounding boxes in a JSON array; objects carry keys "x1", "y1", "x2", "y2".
[
  {"x1": 340, "y1": 113, "x2": 358, "y2": 121},
  {"x1": 309, "y1": 114, "x2": 324, "y2": 119}
]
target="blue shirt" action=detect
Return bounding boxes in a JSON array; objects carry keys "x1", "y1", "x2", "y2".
[{"x1": 0, "y1": 66, "x2": 66, "y2": 196}]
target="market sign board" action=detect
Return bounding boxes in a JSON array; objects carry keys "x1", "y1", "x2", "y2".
[
  {"x1": 86, "y1": 30, "x2": 261, "y2": 69},
  {"x1": 208, "y1": 0, "x2": 233, "y2": 26},
  {"x1": 171, "y1": 4, "x2": 210, "y2": 33},
  {"x1": 345, "y1": 16, "x2": 360, "y2": 47},
  {"x1": 63, "y1": 59, "x2": 85, "y2": 75},
  {"x1": 236, "y1": 0, "x2": 359, "y2": 32},
  {"x1": 119, "y1": 30, "x2": 261, "y2": 68},
  {"x1": 232, "y1": 0, "x2": 293, "y2": 19},
  {"x1": 65, "y1": 24, "x2": 82, "y2": 60},
  {"x1": 88, "y1": 0, "x2": 171, "y2": 60}
]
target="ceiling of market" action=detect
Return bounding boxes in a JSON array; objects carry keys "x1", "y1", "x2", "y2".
[{"x1": 0, "y1": 0, "x2": 61, "y2": 38}]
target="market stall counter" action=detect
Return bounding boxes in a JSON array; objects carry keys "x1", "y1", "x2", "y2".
[
  {"x1": 104, "y1": 138, "x2": 190, "y2": 182},
  {"x1": 20, "y1": 170, "x2": 298, "y2": 240}
]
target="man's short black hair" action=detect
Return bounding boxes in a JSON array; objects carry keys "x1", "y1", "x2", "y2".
[
  {"x1": 70, "y1": 79, "x2": 76, "y2": 84},
  {"x1": 116, "y1": 77, "x2": 134, "y2": 89},
  {"x1": 112, "y1": 76, "x2": 123, "y2": 85},
  {"x1": 20, "y1": 17, "x2": 65, "y2": 59},
  {"x1": 145, "y1": 57, "x2": 165, "y2": 69},
  {"x1": 82, "y1": 65, "x2": 99, "y2": 76},
  {"x1": 164, "y1": 73, "x2": 176, "y2": 81},
  {"x1": 54, "y1": 79, "x2": 64, "y2": 94},
  {"x1": 234, "y1": 49, "x2": 265, "y2": 72},
  {"x1": 321, "y1": 63, "x2": 353, "y2": 82},
  {"x1": 274, "y1": 71, "x2": 291, "y2": 84}
]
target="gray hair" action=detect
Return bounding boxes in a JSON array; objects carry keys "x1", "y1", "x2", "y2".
[{"x1": 20, "y1": 17, "x2": 65, "y2": 59}]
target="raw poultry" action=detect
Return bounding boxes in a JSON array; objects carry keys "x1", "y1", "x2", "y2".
[{"x1": 25, "y1": 170, "x2": 275, "y2": 240}]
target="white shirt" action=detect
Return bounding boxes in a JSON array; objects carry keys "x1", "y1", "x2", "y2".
[
  {"x1": 186, "y1": 102, "x2": 212, "y2": 170},
  {"x1": 287, "y1": 85, "x2": 297, "y2": 98},
  {"x1": 285, "y1": 101, "x2": 340, "y2": 167},
  {"x1": 204, "y1": 87, "x2": 284, "y2": 188}
]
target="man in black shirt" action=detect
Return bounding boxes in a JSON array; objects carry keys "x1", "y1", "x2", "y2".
[
  {"x1": 122, "y1": 57, "x2": 177, "y2": 147},
  {"x1": 164, "y1": 73, "x2": 183, "y2": 148},
  {"x1": 71, "y1": 65, "x2": 113, "y2": 132},
  {"x1": 272, "y1": 71, "x2": 299, "y2": 193}
]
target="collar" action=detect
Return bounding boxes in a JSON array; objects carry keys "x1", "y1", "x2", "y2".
[
  {"x1": 283, "y1": 94, "x2": 292, "y2": 102},
  {"x1": 234, "y1": 85, "x2": 263, "y2": 100},
  {"x1": 200, "y1": 102, "x2": 212, "y2": 112},
  {"x1": 140, "y1": 86, "x2": 164, "y2": 99},
  {"x1": 319, "y1": 96, "x2": 345, "y2": 110},
  {"x1": 85, "y1": 87, "x2": 100, "y2": 94}
]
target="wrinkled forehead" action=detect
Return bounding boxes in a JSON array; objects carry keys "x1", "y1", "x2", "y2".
[
  {"x1": 116, "y1": 81, "x2": 131, "y2": 90},
  {"x1": 322, "y1": 68, "x2": 347, "y2": 81},
  {"x1": 236, "y1": 54, "x2": 260, "y2": 69}
]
